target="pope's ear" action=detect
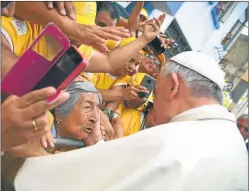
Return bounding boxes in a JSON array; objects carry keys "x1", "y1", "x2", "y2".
[{"x1": 169, "y1": 72, "x2": 179, "y2": 100}]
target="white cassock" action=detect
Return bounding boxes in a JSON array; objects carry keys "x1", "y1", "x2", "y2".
[{"x1": 14, "y1": 105, "x2": 248, "y2": 191}]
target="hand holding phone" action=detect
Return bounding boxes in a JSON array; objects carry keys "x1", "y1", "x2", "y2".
[{"x1": 137, "y1": 74, "x2": 156, "y2": 99}]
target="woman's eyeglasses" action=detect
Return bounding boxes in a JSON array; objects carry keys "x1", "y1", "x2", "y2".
[{"x1": 145, "y1": 54, "x2": 161, "y2": 67}]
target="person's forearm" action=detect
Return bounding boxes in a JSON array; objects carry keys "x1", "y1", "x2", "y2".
[
  {"x1": 107, "y1": 35, "x2": 148, "y2": 70},
  {"x1": 128, "y1": 2, "x2": 144, "y2": 36},
  {"x1": 1, "y1": 44, "x2": 18, "y2": 79},
  {"x1": 98, "y1": 89, "x2": 123, "y2": 102},
  {"x1": 14, "y1": 2, "x2": 74, "y2": 39},
  {"x1": 116, "y1": 17, "x2": 129, "y2": 28}
]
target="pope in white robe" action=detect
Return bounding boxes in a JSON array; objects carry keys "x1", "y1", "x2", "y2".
[{"x1": 14, "y1": 51, "x2": 248, "y2": 191}]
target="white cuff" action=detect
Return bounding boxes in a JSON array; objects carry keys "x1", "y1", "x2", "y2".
[{"x1": 1, "y1": 27, "x2": 14, "y2": 52}]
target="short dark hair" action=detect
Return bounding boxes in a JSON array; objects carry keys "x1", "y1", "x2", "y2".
[{"x1": 96, "y1": 2, "x2": 120, "y2": 20}]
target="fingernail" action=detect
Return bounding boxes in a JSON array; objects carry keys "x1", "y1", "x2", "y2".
[
  {"x1": 44, "y1": 142, "x2": 47, "y2": 148},
  {"x1": 70, "y1": 14, "x2": 76, "y2": 20},
  {"x1": 50, "y1": 142, "x2": 55, "y2": 148},
  {"x1": 60, "y1": 9, "x2": 66, "y2": 16},
  {"x1": 46, "y1": 87, "x2": 57, "y2": 95},
  {"x1": 48, "y1": 4, "x2": 53, "y2": 9},
  {"x1": 62, "y1": 92, "x2": 70, "y2": 99}
]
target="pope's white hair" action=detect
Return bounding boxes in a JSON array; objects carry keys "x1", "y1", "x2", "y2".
[{"x1": 162, "y1": 61, "x2": 223, "y2": 104}]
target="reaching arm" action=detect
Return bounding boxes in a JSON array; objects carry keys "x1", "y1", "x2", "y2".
[
  {"x1": 97, "y1": 88, "x2": 123, "y2": 102},
  {"x1": 14, "y1": 2, "x2": 68, "y2": 36},
  {"x1": 116, "y1": 17, "x2": 129, "y2": 28},
  {"x1": 14, "y1": 2, "x2": 130, "y2": 53},
  {"x1": 127, "y1": 2, "x2": 144, "y2": 37},
  {"x1": 84, "y1": 35, "x2": 149, "y2": 73},
  {"x1": 85, "y1": 15, "x2": 163, "y2": 73}
]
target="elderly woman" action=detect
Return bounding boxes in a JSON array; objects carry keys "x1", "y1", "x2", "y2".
[{"x1": 45, "y1": 81, "x2": 105, "y2": 151}]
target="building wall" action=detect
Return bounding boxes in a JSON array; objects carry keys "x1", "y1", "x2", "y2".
[
  {"x1": 116, "y1": 2, "x2": 248, "y2": 61},
  {"x1": 173, "y1": 2, "x2": 248, "y2": 60},
  {"x1": 221, "y1": 33, "x2": 248, "y2": 82}
]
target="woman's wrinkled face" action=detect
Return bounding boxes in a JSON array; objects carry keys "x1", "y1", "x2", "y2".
[
  {"x1": 60, "y1": 93, "x2": 101, "y2": 140},
  {"x1": 1, "y1": 2, "x2": 15, "y2": 17},
  {"x1": 113, "y1": 53, "x2": 142, "y2": 77}
]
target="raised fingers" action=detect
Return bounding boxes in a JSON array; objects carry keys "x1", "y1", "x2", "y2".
[
  {"x1": 40, "y1": 132, "x2": 54, "y2": 149},
  {"x1": 21, "y1": 91, "x2": 69, "y2": 119},
  {"x1": 100, "y1": 27, "x2": 130, "y2": 39},
  {"x1": 64, "y1": 2, "x2": 76, "y2": 20},
  {"x1": 18, "y1": 87, "x2": 57, "y2": 108},
  {"x1": 55, "y1": 2, "x2": 66, "y2": 16},
  {"x1": 45, "y1": 1, "x2": 54, "y2": 9}
]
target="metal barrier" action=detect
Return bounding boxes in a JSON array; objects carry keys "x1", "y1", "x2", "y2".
[{"x1": 53, "y1": 137, "x2": 86, "y2": 148}]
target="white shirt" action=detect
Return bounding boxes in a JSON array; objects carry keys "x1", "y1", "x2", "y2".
[{"x1": 14, "y1": 105, "x2": 248, "y2": 191}]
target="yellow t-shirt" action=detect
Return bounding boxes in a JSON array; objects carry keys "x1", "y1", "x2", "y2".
[
  {"x1": 120, "y1": 108, "x2": 145, "y2": 136},
  {"x1": 82, "y1": 72, "x2": 121, "y2": 90},
  {"x1": 114, "y1": 73, "x2": 154, "y2": 136},
  {"x1": 74, "y1": 2, "x2": 97, "y2": 25}
]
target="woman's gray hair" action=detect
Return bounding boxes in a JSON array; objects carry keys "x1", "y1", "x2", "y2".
[
  {"x1": 56, "y1": 81, "x2": 102, "y2": 118},
  {"x1": 163, "y1": 61, "x2": 224, "y2": 104}
]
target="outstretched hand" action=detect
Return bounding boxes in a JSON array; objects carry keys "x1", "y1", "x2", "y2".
[{"x1": 142, "y1": 13, "x2": 166, "y2": 43}]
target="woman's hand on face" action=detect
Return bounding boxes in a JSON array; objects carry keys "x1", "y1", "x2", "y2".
[
  {"x1": 46, "y1": 1, "x2": 76, "y2": 21},
  {"x1": 40, "y1": 131, "x2": 55, "y2": 149},
  {"x1": 100, "y1": 111, "x2": 115, "y2": 141},
  {"x1": 84, "y1": 121, "x2": 102, "y2": 146},
  {"x1": 2, "y1": 87, "x2": 69, "y2": 151}
]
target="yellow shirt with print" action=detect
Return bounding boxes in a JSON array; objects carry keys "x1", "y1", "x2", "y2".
[{"x1": 114, "y1": 73, "x2": 154, "y2": 136}]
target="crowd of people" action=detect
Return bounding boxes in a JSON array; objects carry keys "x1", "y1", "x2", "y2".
[{"x1": 1, "y1": 2, "x2": 248, "y2": 191}]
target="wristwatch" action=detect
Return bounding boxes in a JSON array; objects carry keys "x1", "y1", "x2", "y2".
[{"x1": 103, "y1": 108, "x2": 115, "y2": 121}]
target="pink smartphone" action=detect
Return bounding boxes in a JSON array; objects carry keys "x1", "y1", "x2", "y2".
[{"x1": 2, "y1": 23, "x2": 87, "y2": 103}]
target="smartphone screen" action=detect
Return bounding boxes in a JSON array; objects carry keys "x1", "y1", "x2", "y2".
[
  {"x1": 33, "y1": 46, "x2": 82, "y2": 90},
  {"x1": 147, "y1": 37, "x2": 165, "y2": 56}
]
